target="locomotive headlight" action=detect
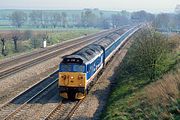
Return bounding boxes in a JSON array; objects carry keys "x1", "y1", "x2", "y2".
[{"x1": 70, "y1": 76, "x2": 74, "y2": 79}]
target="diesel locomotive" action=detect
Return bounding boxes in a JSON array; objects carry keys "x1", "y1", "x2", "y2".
[{"x1": 58, "y1": 26, "x2": 140, "y2": 99}]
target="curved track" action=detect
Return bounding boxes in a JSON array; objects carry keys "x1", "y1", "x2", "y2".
[{"x1": 0, "y1": 26, "x2": 138, "y2": 120}]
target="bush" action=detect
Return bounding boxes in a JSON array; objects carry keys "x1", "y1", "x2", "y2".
[{"x1": 124, "y1": 28, "x2": 175, "y2": 80}]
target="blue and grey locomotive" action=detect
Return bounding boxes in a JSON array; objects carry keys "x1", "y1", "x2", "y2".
[{"x1": 58, "y1": 26, "x2": 140, "y2": 99}]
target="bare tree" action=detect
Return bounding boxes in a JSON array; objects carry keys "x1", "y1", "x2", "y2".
[
  {"x1": 61, "y1": 12, "x2": 67, "y2": 28},
  {"x1": 11, "y1": 30, "x2": 21, "y2": 52},
  {"x1": 131, "y1": 10, "x2": 154, "y2": 23},
  {"x1": 29, "y1": 10, "x2": 50, "y2": 28},
  {"x1": 42, "y1": 12, "x2": 51, "y2": 28},
  {"x1": 175, "y1": 13, "x2": 180, "y2": 29},
  {"x1": 10, "y1": 11, "x2": 27, "y2": 28},
  {"x1": 51, "y1": 13, "x2": 61, "y2": 28},
  {"x1": 111, "y1": 13, "x2": 129, "y2": 28},
  {"x1": 81, "y1": 9, "x2": 98, "y2": 27},
  {"x1": 0, "y1": 33, "x2": 7, "y2": 56},
  {"x1": 98, "y1": 11, "x2": 110, "y2": 29},
  {"x1": 29, "y1": 10, "x2": 41, "y2": 28},
  {"x1": 71, "y1": 14, "x2": 81, "y2": 27},
  {"x1": 153, "y1": 13, "x2": 170, "y2": 29}
]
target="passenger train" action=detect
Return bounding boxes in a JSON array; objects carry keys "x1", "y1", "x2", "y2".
[{"x1": 58, "y1": 26, "x2": 141, "y2": 99}]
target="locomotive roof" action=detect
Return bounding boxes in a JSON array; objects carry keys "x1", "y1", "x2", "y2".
[
  {"x1": 63, "y1": 44, "x2": 103, "y2": 64},
  {"x1": 62, "y1": 28, "x2": 128, "y2": 64}
]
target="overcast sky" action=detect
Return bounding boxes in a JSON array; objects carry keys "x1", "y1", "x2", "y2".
[{"x1": 0, "y1": 0, "x2": 179, "y2": 13}]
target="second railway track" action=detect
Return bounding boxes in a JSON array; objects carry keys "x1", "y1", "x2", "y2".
[
  {"x1": 0, "y1": 68, "x2": 84, "y2": 120},
  {"x1": 0, "y1": 71, "x2": 59, "y2": 120},
  {"x1": 0, "y1": 30, "x2": 108, "y2": 69},
  {"x1": 0, "y1": 29, "x2": 119, "y2": 79}
]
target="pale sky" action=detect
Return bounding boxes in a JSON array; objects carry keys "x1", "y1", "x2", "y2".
[{"x1": 0, "y1": 0, "x2": 180, "y2": 13}]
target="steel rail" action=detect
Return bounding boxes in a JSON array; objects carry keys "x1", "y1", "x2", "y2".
[
  {"x1": 64, "y1": 99, "x2": 84, "y2": 120},
  {"x1": 2, "y1": 79, "x2": 58, "y2": 120},
  {"x1": 43, "y1": 100, "x2": 64, "y2": 120},
  {"x1": 0, "y1": 29, "x2": 117, "y2": 79},
  {"x1": 43, "y1": 26, "x2": 139, "y2": 120},
  {"x1": 0, "y1": 30, "x2": 109, "y2": 69},
  {"x1": 0, "y1": 69, "x2": 58, "y2": 120}
]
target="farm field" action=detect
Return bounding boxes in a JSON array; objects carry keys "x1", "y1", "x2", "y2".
[{"x1": 0, "y1": 28, "x2": 100, "y2": 60}]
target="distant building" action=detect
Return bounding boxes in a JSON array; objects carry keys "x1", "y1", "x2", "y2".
[{"x1": 175, "y1": 4, "x2": 180, "y2": 13}]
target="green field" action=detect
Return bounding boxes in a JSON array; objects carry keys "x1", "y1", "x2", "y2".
[{"x1": 0, "y1": 28, "x2": 100, "y2": 60}]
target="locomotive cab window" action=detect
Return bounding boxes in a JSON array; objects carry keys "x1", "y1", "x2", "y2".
[
  {"x1": 60, "y1": 64, "x2": 72, "y2": 72},
  {"x1": 73, "y1": 65, "x2": 85, "y2": 72}
]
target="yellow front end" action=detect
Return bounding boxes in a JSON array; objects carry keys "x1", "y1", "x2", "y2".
[{"x1": 59, "y1": 72, "x2": 86, "y2": 99}]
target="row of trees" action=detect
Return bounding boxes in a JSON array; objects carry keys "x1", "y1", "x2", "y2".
[
  {"x1": 10, "y1": 10, "x2": 105, "y2": 28},
  {"x1": 2, "y1": 9, "x2": 180, "y2": 30},
  {"x1": 0, "y1": 31, "x2": 48, "y2": 56},
  {"x1": 10, "y1": 10, "x2": 113, "y2": 28},
  {"x1": 10, "y1": 11, "x2": 68, "y2": 28},
  {"x1": 8, "y1": 10, "x2": 156, "y2": 29},
  {"x1": 29, "y1": 11, "x2": 68, "y2": 28},
  {"x1": 153, "y1": 13, "x2": 180, "y2": 29}
]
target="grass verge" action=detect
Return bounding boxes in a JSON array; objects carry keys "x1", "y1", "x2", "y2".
[{"x1": 101, "y1": 31, "x2": 180, "y2": 120}]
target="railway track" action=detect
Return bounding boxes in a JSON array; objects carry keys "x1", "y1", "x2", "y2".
[
  {"x1": 42, "y1": 26, "x2": 141, "y2": 120},
  {"x1": 0, "y1": 71, "x2": 59, "y2": 120},
  {"x1": 0, "y1": 26, "x2": 136, "y2": 120},
  {"x1": 43, "y1": 68, "x2": 100, "y2": 120},
  {"x1": 64, "y1": 99, "x2": 84, "y2": 120},
  {"x1": 43, "y1": 98, "x2": 84, "y2": 120},
  {"x1": 43, "y1": 61, "x2": 103, "y2": 120},
  {"x1": 0, "y1": 30, "x2": 107, "y2": 69},
  {"x1": 0, "y1": 29, "x2": 119, "y2": 79},
  {"x1": 0, "y1": 67, "x2": 83, "y2": 120}
]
